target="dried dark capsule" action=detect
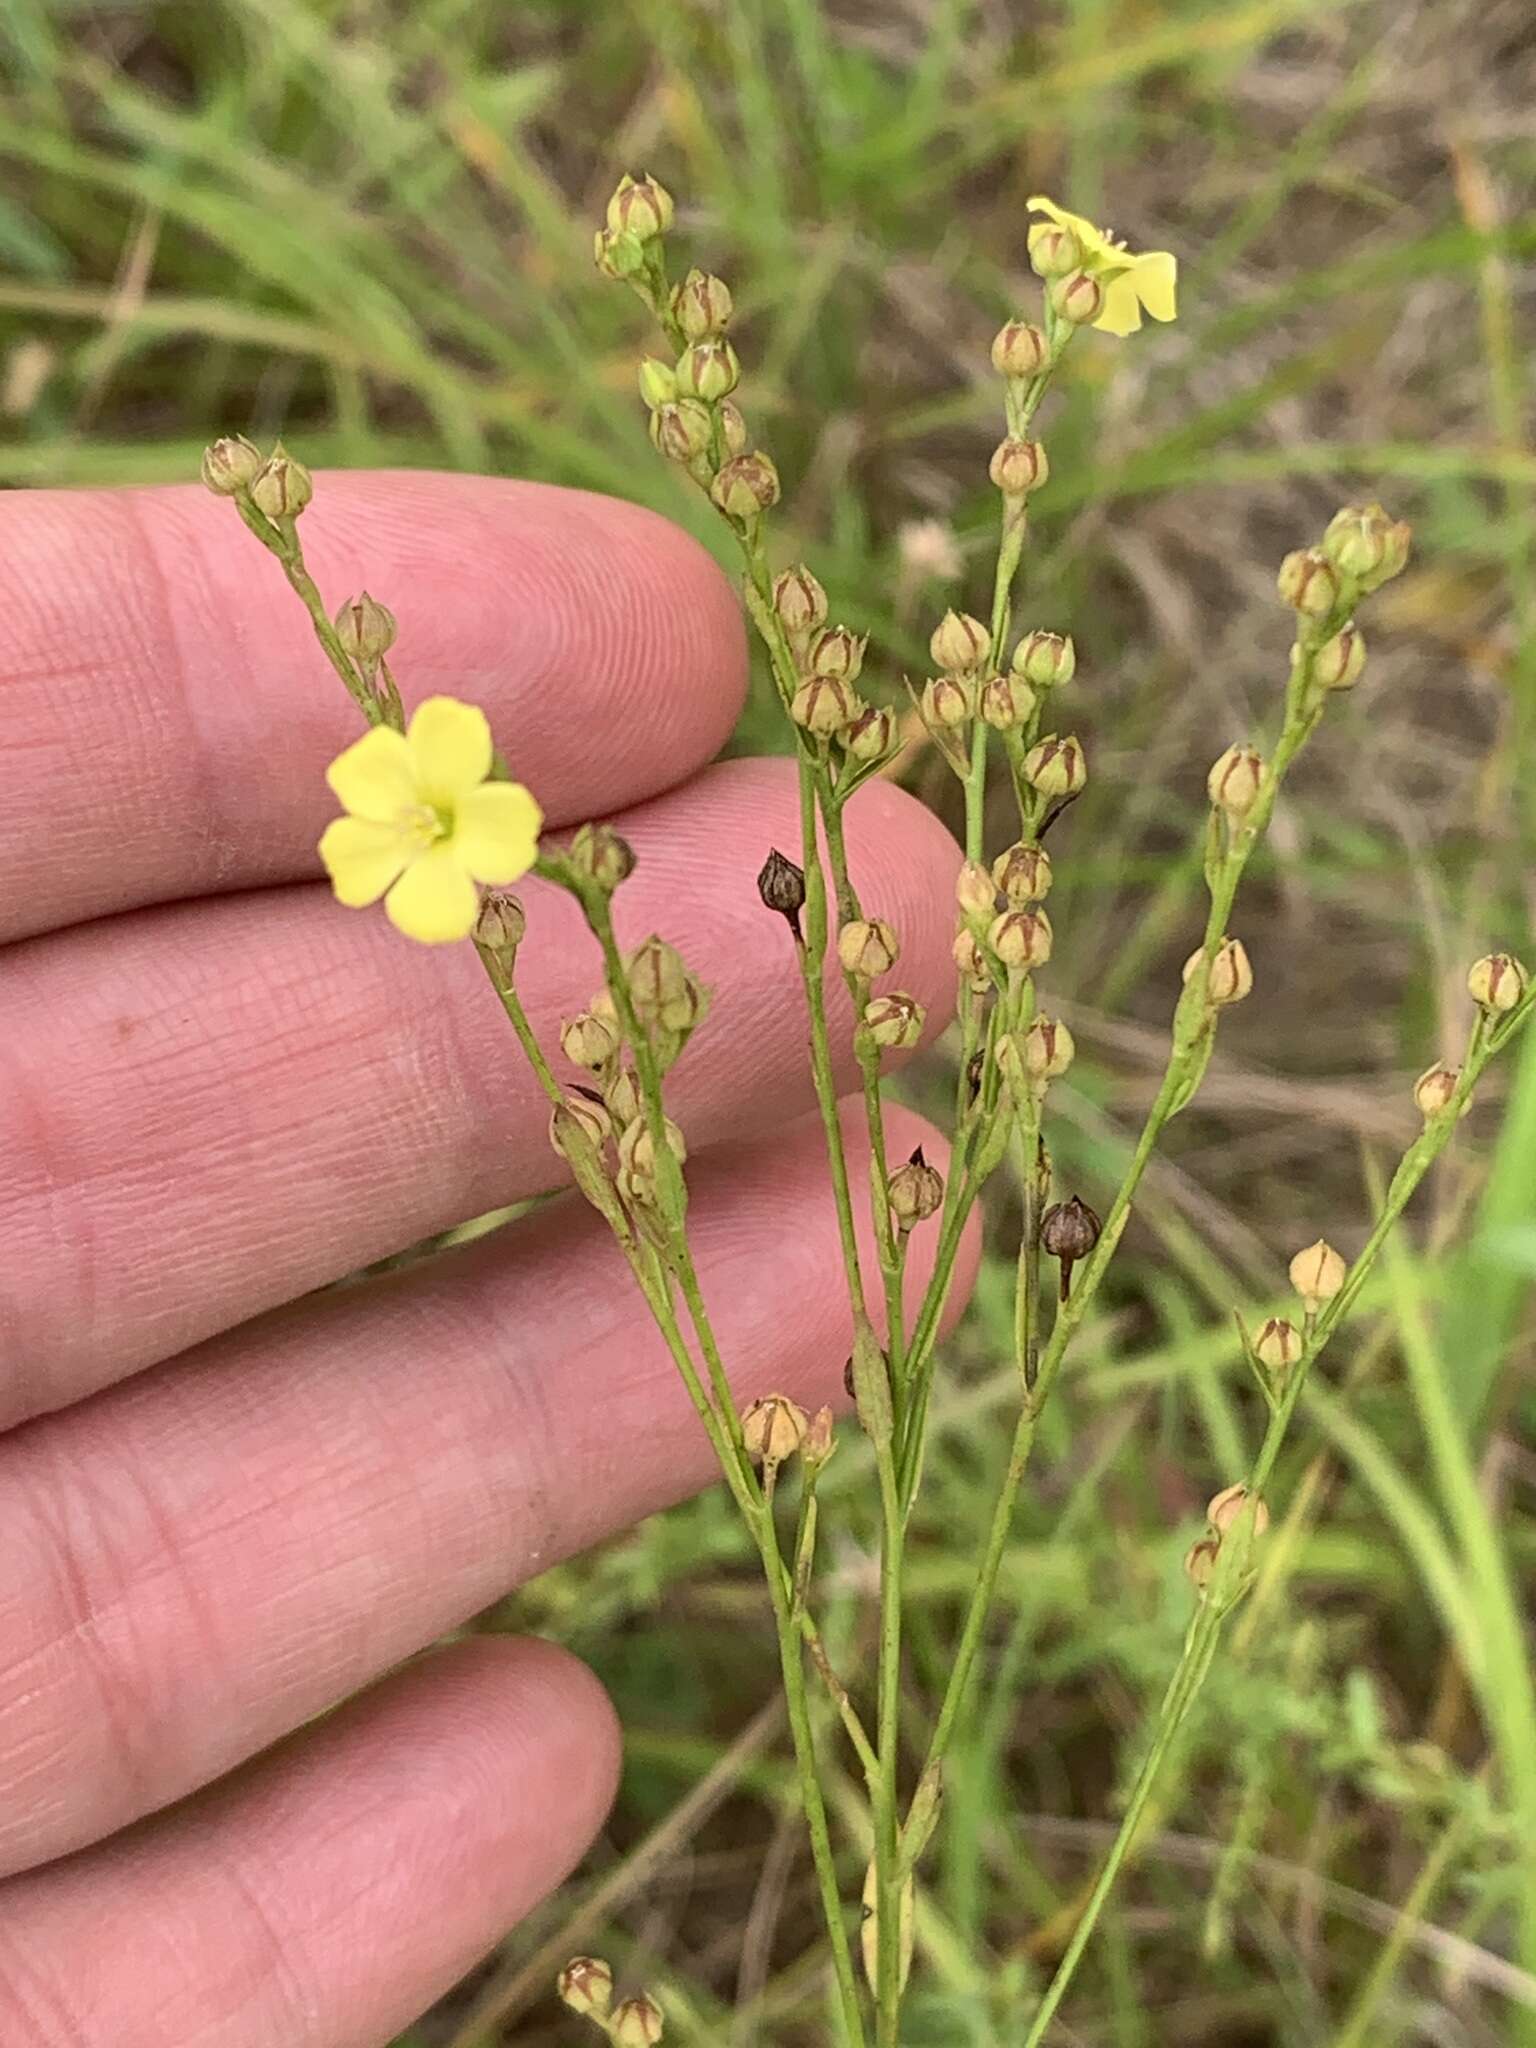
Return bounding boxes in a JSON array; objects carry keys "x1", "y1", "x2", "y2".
[
  {"x1": 756, "y1": 848, "x2": 807, "y2": 940},
  {"x1": 1040, "y1": 1194, "x2": 1102, "y2": 1300}
]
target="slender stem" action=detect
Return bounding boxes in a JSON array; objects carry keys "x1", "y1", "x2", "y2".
[{"x1": 872, "y1": 1417, "x2": 907, "y2": 2044}]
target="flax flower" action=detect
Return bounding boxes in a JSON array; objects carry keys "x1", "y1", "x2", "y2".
[
  {"x1": 318, "y1": 696, "x2": 542, "y2": 943},
  {"x1": 1027, "y1": 196, "x2": 1177, "y2": 338}
]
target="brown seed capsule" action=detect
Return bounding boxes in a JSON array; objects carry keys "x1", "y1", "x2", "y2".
[
  {"x1": 989, "y1": 436, "x2": 1050, "y2": 496},
  {"x1": 1012, "y1": 630, "x2": 1076, "y2": 688},
  {"x1": 1276, "y1": 547, "x2": 1339, "y2": 619},
  {"x1": 605, "y1": 171, "x2": 674, "y2": 242},
  {"x1": 1207, "y1": 1483, "x2": 1270, "y2": 1539},
  {"x1": 1468, "y1": 951, "x2": 1528, "y2": 1014},
  {"x1": 1207, "y1": 744, "x2": 1264, "y2": 818},
  {"x1": 922, "y1": 674, "x2": 973, "y2": 731},
  {"x1": 1254, "y1": 1316, "x2": 1301, "y2": 1374},
  {"x1": 991, "y1": 318, "x2": 1049, "y2": 378},
  {"x1": 474, "y1": 888, "x2": 526, "y2": 960},
  {"x1": 837, "y1": 918, "x2": 900, "y2": 980},
  {"x1": 929, "y1": 610, "x2": 992, "y2": 676},
  {"x1": 1023, "y1": 733, "x2": 1087, "y2": 798},
  {"x1": 609, "y1": 1992, "x2": 666, "y2": 2046},
  {"x1": 1184, "y1": 1537, "x2": 1220, "y2": 1594},
  {"x1": 334, "y1": 591, "x2": 397, "y2": 667},
  {"x1": 711, "y1": 450, "x2": 780, "y2": 519},
  {"x1": 250, "y1": 447, "x2": 312, "y2": 521},
  {"x1": 1413, "y1": 1061, "x2": 1460, "y2": 1120},
  {"x1": 200, "y1": 433, "x2": 264, "y2": 495},
  {"x1": 790, "y1": 673, "x2": 857, "y2": 737},
  {"x1": 862, "y1": 992, "x2": 926, "y2": 1051},
  {"x1": 1021, "y1": 1014, "x2": 1075, "y2": 1083},
  {"x1": 845, "y1": 704, "x2": 897, "y2": 763},
  {"x1": 773, "y1": 564, "x2": 828, "y2": 640},
  {"x1": 561, "y1": 1012, "x2": 620, "y2": 1070},
  {"x1": 993, "y1": 842, "x2": 1053, "y2": 906},
  {"x1": 757, "y1": 847, "x2": 806, "y2": 938},
  {"x1": 672, "y1": 266, "x2": 734, "y2": 340},
  {"x1": 569, "y1": 821, "x2": 636, "y2": 893},
  {"x1": 888, "y1": 1146, "x2": 944, "y2": 1229},
  {"x1": 980, "y1": 671, "x2": 1035, "y2": 731},
  {"x1": 1314, "y1": 623, "x2": 1366, "y2": 691},
  {"x1": 809, "y1": 624, "x2": 866, "y2": 682},
  {"x1": 618, "y1": 1114, "x2": 687, "y2": 1179},
  {"x1": 550, "y1": 1093, "x2": 613, "y2": 1160},
  {"x1": 650, "y1": 397, "x2": 713, "y2": 463},
  {"x1": 1050, "y1": 270, "x2": 1104, "y2": 325},
  {"x1": 988, "y1": 906, "x2": 1054, "y2": 971},
  {"x1": 557, "y1": 1956, "x2": 615, "y2": 2020},
  {"x1": 741, "y1": 1394, "x2": 809, "y2": 1467},
  {"x1": 955, "y1": 860, "x2": 998, "y2": 926},
  {"x1": 1040, "y1": 1194, "x2": 1101, "y2": 1299},
  {"x1": 1290, "y1": 1238, "x2": 1346, "y2": 1309},
  {"x1": 1183, "y1": 938, "x2": 1253, "y2": 1007}
]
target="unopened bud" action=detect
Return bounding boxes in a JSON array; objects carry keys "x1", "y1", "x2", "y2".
[
  {"x1": 334, "y1": 591, "x2": 397, "y2": 666},
  {"x1": 991, "y1": 318, "x2": 1049, "y2": 378},
  {"x1": 562, "y1": 1012, "x2": 620, "y2": 1069},
  {"x1": 200, "y1": 434, "x2": 264, "y2": 495},
  {"x1": 557, "y1": 1956, "x2": 614, "y2": 2020},
  {"x1": 717, "y1": 398, "x2": 749, "y2": 456},
  {"x1": 711, "y1": 450, "x2": 780, "y2": 520},
  {"x1": 930, "y1": 609, "x2": 991, "y2": 675},
  {"x1": 250, "y1": 447, "x2": 312, "y2": 521},
  {"x1": 650, "y1": 398, "x2": 713, "y2": 463},
  {"x1": 637, "y1": 356, "x2": 678, "y2": 409},
  {"x1": 1290, "y1": 1238, "x2": 1346, "y2": 1309},
  {"x1": 1468, "y1": 951, "x2": 1528, "y2": 1014},
  {"x1": 802, "y1": 1404, "x2": 837, "y2": 1470},
  {"x1": 955, "y1": 860, "x2": 998, "y2": 926},
  {"x1": 1183, "y1": 937, "x2": 1253, "y2": 1007},
  {"x1": 862, "y1": 992, "x2": 925, "y2": 1051},
  {"x1": 626, "y1": 935, "x2": 695, "y2": 1031},
  {"x1": 980, "y1": 671, "x2": 1035, "y2": 730},
  {"x1": 550, "y1": 1093, "x2": 613, "y2": 1160},
  {"x1": 809, "y1": 624, "x2": 866, "y2": 682},
  {"x1": 1254, "y1": 1317, "x2": 1301, "y2": 1375},
  {"x1": 790, "y1": 673, "x2": 857, "y2": 737},
  {"x1": 773, "y1": 564, "x2": 828, "y2": 640},
  {"x1": 1207, "y1": 744, "x2": 1263, "y2": 818},
  {"x1": 1051, "y1": 270, "x2": 1104, "y2": 325},
  {"x1": 757, "y1": 847, "x2": 806, "y2": 935},
  {"x1": 922, "y1": 674, "x2": 973, "y2": 731},
  {"x1": 889, "y1": 1147, "x2": 944, "y2": 1228},
  {"x1": 846, "y1": 704, "x2": 897, "y2": 762},
  {"x1": 838, "y1": 918, "x2": 899, "y2": 979},
  {"x1": 1012, "y1": 629, "x2": 1075, "y2": 688},
  {"x1": 1207, "y1": 1483, "x2": 1270, "y2": 1539},
  {"x1": 990, "y1": 436, "x2": 1049, "y2": 496},
  {"x1": 741, "y1": 1393, "x2": 808, "y2": 1468},
  {"x1": 1184, "y1": 1538, "x2": 1220, "y2": 1593},
  {"x1": 1314, "y1": 623, "x2": 1366, "y2": 690},
  {"x1": 1041, "y1": 1194, "x2": 1101, "y2": 1298},
  {"x1": 1276, "y1": 548, "x2": 1339, "y2": 619},
  {"x1": 474, "y1": 888, "x2": 525, "y2": 959},
  {"x1": 675, "y1": 338, "x2": 740, "y2": 402},
  {"x1": 609, "y1": 1992, "x2": 666, "y2": 2047},
  {"x1": 672, "y1": 267, "x2": 733, "y2": 339},
  {"x1": 1022, "y1": 1014, "x2": 1075, "y2": 1082},
  {"x1": 593, "y1": 226, "x2": 645, "y2": 279},
  {"x1": 606, "y1": 172, "x2": 674, "y2": 242},
  {"x1": 1029, "y1": 222, "x2": 1083, "y2": 278},
  {"x1": 988, "y1": 906, "x2": 1053, "y2": 971},
  {"x1": 1024, "y1": 732, "x2": 1087, "y2": 798},
  {"x1": 1413, "y1": 1061, "x2": 1460, "y2": 1120},
  {"x1": 1322, "y1": 502, "x2": 1397, "y2": 582},
  {"x1": 570, "y1": 822, "x2": 636, "y2": 892},
  {"x1": 951, "y1": 925, "x2": 991, "y2": 987}
]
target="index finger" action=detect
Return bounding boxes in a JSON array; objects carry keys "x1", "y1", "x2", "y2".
[{"x1": 0, "y1": 472, "x2": 746, "y2": 942}]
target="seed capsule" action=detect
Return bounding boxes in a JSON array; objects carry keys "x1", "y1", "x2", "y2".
[
  {"x1": 773, "y1": 564, "x2": 828, "y2": 639},
  {"x1": 200, "y1": 434, "x2": 264, "y2": 495},
  {"x1": 650, "y1": 398, "x2": 713, "y2": 463},
  {"x1": 1253, "y1": 1316, "x2": 1301, "y2": 1374},
  {"x1": 980, "y1": 671, "x2": 1035, "y2": 730},
  {"x1": 756, "y1": 848, "x2": 806, "y2": 937},
  {"x1": 1012, "y1": 630, "x2": 1076, "y2": 688},
  {"x1": 473, "y1": 889, "x2": 525, "y2": 960},
  {"x1": 1276, "y1": 548, "x2": 1339, "y2": 618},
  {"x1": 1412, "y1": 1062, "x2": 1460, "y2": 1120},
  {"x1": 605, "y1": 172, "x2": 674, "y2": 242},
  {"x1": 955, "y1": 860, "x2": 998, "y2": 925},
  {"x1": 989, "y1": 436, "x2": 1049, "y2": 496},
  {"x1": 837, "y1": 918, "x2": 899, "y2": 980},
  {"x1": 1021, "y1": 1014, "x2": 1074, "y2": 1083},
  {"x1": 922, "y1": 674, "x2": 972, "y2": 731},
  {"x1": 845, "y1": 704, "x2": 897, "y2": 762},
  {"x1": 991, "y1": 318, "x2": 1049, "y2": 377},
  {"x1": 1207, "y1": 744, "x2": 1263, "y2": 818},
  {"x1": 888, "y1": 1147, "x2": 944, "y2": 1228},
  {"x1": 557, "y1": 1956, "x2": 614, "y2": 2019},
  {"x1": 1314, "y1": 623, "x2": 1366, "y2": 691},
  {"x1": 862, "y1": 992, "x2": 926, "y2": 1051},
  {"x1": 710, "y1": 450, "x2": 780, "y2": 519},
  {"x1": 250, "y1": 447, "x2": 312, "y2": 520},
  {"x1": 790, "y1": 673, "x2": 857, "y2": 737},
  {"x1": 1289, "y1": 1238, "x2": 1346, "y2": 1309},
  {"x1": 1207, "y1": 1483, "x2": 1270, "y2": 1539},
  {"x1": 561, "y1": 1012, "x2": 620, "y2": 1070},
  {"x1": 609, "y1": 1992, "x2": 666, "y2": 2046},
  {"x1": 1184, "y1": 1538, "x2": 1220, "y2": 1594},
  {"x1": 809, "y1": 624, "x2": 866, "y2": 682},
  {"x1": 988, "y1": 906, "x2": 1053, "y2": 971},
  {"x1": 1050, "y1": 270, "x2": 1104, "y2": 324},
  {"x1": 1467, "y1": 952, "x2": 1528, "y2": 1014},
  {"x1": 741, "y1": 1394, "x2": 809, "y2": 1468},
  {"x1": 672, "y1": 267, "x2": 733, "y2": 339},
  {"x1": 929, "y1": 610, "x2": 992, "y2": 676},
  {"x1": 1184, "y1": 938, "x2": 1253, "y2": 1007},
  {"x1": 1029, "y1": 223, "x2": 1083, "y2": 278},
  {"x1": 993, "y1": 842, "x2": 1053, "y2": 906},
  {"x1": 1040, "y1": 1194, "x2": 1101, "y2": 1299},
  {"x1": 1023, "y1": 733, "x2": 1087, "y2": 798},
  {"x1": 569, "y1": 822, "x2": 636, "y2": 892}
]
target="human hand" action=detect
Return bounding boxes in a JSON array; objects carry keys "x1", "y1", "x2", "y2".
[{"x1": 0, "y1": 473, "x2": 975, "y2": 2046}]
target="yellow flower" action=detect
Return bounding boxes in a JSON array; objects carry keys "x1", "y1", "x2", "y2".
[
  {"x1": 318, "y1": 697, "x2": 543, "y2": 944},
  {"x1": 1027, "y1": 195, "x2": 1178, "y2": 339}
]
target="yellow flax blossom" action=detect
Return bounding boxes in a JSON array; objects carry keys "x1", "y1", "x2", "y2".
[
  {"x1": 318, "y1": 696, "x2": 542, "y2": 943},
  {"x1": 1027, "y1": 196, "x2": 1177, "y2": 338}
]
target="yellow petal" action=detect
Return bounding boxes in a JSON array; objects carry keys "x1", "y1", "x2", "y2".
[
  {"x1": 451, "y1": 781, "x2": 544, "y2": 884},
  {"x1": 407, "y1": 695, "x2": 493, "y2": 803},
  {"x1": 1026, "y1": 194, "x2": 1108, "y2": 259},
  {"x1": 318, "y1": 815, "x2": 408, "y2": 907},
  {"x1": 383, "y1": 844, "x2": 480, "y2": 943},
  {"x1": 1133, "y1": 249, "x2": 1178, "y2": 323},
  {"x1": 325, "y1": 726, "x2": 419, "y2": 821},
  {"x1": 1093, "y1": 271, "x2": 1145, "y2": 337}
]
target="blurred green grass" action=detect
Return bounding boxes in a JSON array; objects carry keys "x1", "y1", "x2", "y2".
[{"x1": 4, "y1": 2, "x2": 1535, "y2": 2043}]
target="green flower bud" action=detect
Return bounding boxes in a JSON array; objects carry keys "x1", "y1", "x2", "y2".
[
  {"x1": 1468, "y1": 951, "x2": 1528, "y2": 1014},
  {"x1": 929, "y1": 609, "x2": 991, "y2": 675},
  {"x1": 980, "y1": 671, "x2": 1035, "y2": 730},
  {"x1": 710, "y1": 450, "x2": 780, "y2": 520},
  {"x1": 991, "y1": 318, "x2": 1049, "y2": 378},
  {"x1": 1322, "y1": 502, "x2": 1400, "y2": 582},
  {"x1": 1254, "y1": 1316, "x2": 1300, "y2": 1375},
  {"x1": 250, "y1": 447, "x2": 312, "y2": 521},
  {"x1": 1207, "y1": 743, "x2": 1264, "y2": 818},
  {"x1": 605, "y1": 172, "x2": 674, "y2": 242},
  {"x1": 988, "y1": 906, "x2": 1053, "y2": 970},
  {"x1": 1413, "y1": 1061, "x2": 1460, "y2": 1120},
  {"x1": 989, "y1": 436, "x2": 1049, "y2": 496},
  {"x1": 790, "y1": 672, "x2": 857, "y2": 737},
  {"x1": 610, "y1": 1993, "x2": 666, "y2": 2047},
  {"x1": 992, "y1": 841, "x2": 1053, "y2": 905},
  {"x1": 675, "y1": 338, "x2": 740, "y2": 402},
  {"x1": 741, "y1": 1393, "x2": 808, "y2": 1468},
  {"x1": 637, "y1": 356, "x2": 678, "y2": 409},
  {"x1": 200, "y1": 433, "x2": 264, "y2": 495},
  {"x1": 1314, "y1": 623, "x2": 1366, "y2": 691},
  {"x1": 561, "y1": 1012, "x2": 621, "y2": 1070},
  {"x1": 1028, "y1": 222, "x2": 1083, "y2": 278},
  {"x1": 1276, "y1": 548, "x2": 1339, "y2": 618},
  {"x1": 1012, "y1": 629, "x2": 1075, "y2": 688},
  {"x1": 809, "y1": 624, "x2": 866, "y2": 682},
  {"x1": 333, "y1": 591, "x2": 397, "y2": 667},
  {"x1": 593, "y1": 226, "x2": 646, "y2": 278},
  {"x1": 837, "y1": 917, "x2": 899, "y2": 979},
  {"x1": 570, "y1": 822, "x2": 637, "y2": 892},
  {"x1": 1023, "y1": 732, "x2": 1087, "y2": 797},
  {"x1": 557, "y1": 1956, "x2": 614, "y2": 2020},
  {"x1": 717, "y1": 398, "x2": 749, "y2": 456},
  {"x1": 1183, "y1": 937, "x2": 1253, "y2": 1006},
  {"x1": 845, "y1": 704, "x2": 897, "y2": 762},
  {"x1": 649, "y1": 398, "x2": 713, "y2": 464},
  {"x1": 862, "y1": 992, "x2": 925, "y2": 1051},
  {"x1": 888, "y1": 1147, "x2": 944, "y2": 1228},
  {"x1": 773, "y1": 564, "x2": 828, "y2": 640},
  {"x1": 672, "y1": 267, "x2": 733, "y2": 339},
  {"x1": 1050, "y1": 270, "x2": 1104, "y2": 325},
  {"x1": 1290, "y1": 1238, "x2": 1346, "y2": 1308},
  {"x1": 922, "y1": 674, "x2": 972, "y2": 732}
]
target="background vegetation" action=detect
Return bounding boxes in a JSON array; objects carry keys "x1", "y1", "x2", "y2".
[{"x1": 3, "y1": 1, "x2": 1534, "y2": 2042}]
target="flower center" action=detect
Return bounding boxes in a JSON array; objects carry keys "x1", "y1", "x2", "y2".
[{"x1": 399, "y1": 801, "x2": 452, "y2": 851}]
